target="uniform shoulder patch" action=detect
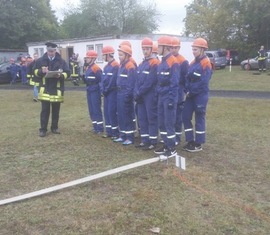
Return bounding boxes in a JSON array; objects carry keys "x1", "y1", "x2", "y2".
[
  {"x1": 166, "y1": 55, "x2": 177, "y2": 67},
  {"x1": 92, "y1": 64, "x2": 102, "y2": 73},
  {"x1": 149, "y1": 58, "x2": 160, "y2": 66}
]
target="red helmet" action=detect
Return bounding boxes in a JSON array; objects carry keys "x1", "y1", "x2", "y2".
[
  {"x1": 141, "y1": 37, "x2": 153, "y2": 48},
  {"x1": 102, "y1": 46, "x2": 115, "y2": 55},
  {"x1": 85, "y1": 50, "x2": 98, "y2": 58},
  {"x1": 172, "y1": 37, "x2": 181, "y2": 47},
  {"x1": 119, "y1": 40, "x2": 132, "y2": 48},
  {"x1": 158, "y1": 36, "x2": 173, "y2": 47},
  {"x1": 118, "y1": 45, "x2": 132, "y2": 56},
  {"x1": 192, "y1": 38, "x2": 208, "y2": 49},
  {"x1": 152, "y1": 42, "x2": 158, "y2": 53}
]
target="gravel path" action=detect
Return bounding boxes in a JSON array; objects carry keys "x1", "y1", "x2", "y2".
[{"x1": 1, "y1": 85, "x2": 270, "y2": 99}]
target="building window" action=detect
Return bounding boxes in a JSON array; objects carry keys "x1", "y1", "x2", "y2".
[
  {"x1": 39, "y1": 48, "x2": 44, "y2": 56},
  {"x1": 33, "y1": 48, "x2": 44, "y2": 57},
  {"x1": 86, "y1": 45, "x2": 94, "y2": 51},
  {"x1": 95, "y1": 44, "x2": 103, "y2": 63}
]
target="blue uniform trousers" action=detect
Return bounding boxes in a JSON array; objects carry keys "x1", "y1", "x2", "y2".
[
  {"x1": 182, "y1": 92, "x2": 208, "y2": 144},
  {"x1": 117, "y1": 92, "x2": 135, "y2": 142},
  {"x1": 175, "y1": 102, "x2": 185, "y2": 143},
  {"x1": 137, "y1": 91, "x2": 158, "y2": 145},
  {"x1": 104, "y1": 90, "x2": 119, "y2": 137},
  {"x1": 158, "y1": 94, "x2": 177, "y2": 149},
  {"x1": 87, "y1": 87, "x2": 104, "y2": 133}
]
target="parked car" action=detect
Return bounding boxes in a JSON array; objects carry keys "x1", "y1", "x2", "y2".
[
  {"x1": 205, "y1": 50, "x2": 227, "y2": 69},
  {"x1": 0, "y1": 62, "x2": 20, "y2": 84},
  {"x1": 240, "y1": 52, "x2": 270, "y2": 70},
  {"x1": 226, "y1": 49, "x2": 239, "y2": 65}
]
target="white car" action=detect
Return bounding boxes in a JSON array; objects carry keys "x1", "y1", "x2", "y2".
[{"x1": 240, "y1": 52, "x2": 270, "y2": 70}]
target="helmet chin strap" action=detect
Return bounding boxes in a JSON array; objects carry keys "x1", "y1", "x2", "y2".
[{"x1": 196, "y1": 48, "x2": 205, "y2": 58}]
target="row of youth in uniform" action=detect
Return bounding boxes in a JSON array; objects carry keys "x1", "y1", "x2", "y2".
[{"x1": 34, "y1": 37, "x2": 212, "y2": 157}]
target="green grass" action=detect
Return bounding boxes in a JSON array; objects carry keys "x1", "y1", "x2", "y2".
[
  {"x1": 210, "y1": 66, "x2": 270, "y2": 91},
  {"x1": 0, "y1": 88, "x2": 270, "y2": 234}
]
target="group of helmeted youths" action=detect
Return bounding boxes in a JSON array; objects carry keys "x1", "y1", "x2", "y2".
[{"x1": 84, "y1": 36, "x2": 212, "y2": 156}]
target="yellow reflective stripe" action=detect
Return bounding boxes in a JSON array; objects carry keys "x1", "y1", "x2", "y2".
[
  {"x1": 29, "y1": 79, "x2": 35, "y2": 85},
  {"x1": 34, "y1": 69, "x2": 39, "y2": 77},
  {"x1": 62, "y1": 72, "x2": 68, "y2": 79},
  {"x1": 39, "y1": 87, "x2": 45, "y2": 94},
  {"x1": 38, "y1": 90, "x2": 63, "y2": 102},
  {"x1": 57, "y1": 81, "x2": 60, "y2": 88}
]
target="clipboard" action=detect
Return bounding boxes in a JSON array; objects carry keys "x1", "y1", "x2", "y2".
[{"x1": 44, "y1": 69, "x2": 63, "y2": 79}]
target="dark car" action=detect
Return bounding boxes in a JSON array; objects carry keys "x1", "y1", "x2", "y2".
[
  {"x1": 205, "y1": 50, "x2": 227, "y2": 69},
  {"x1": 0, "y1": 62, "x2": 20, "y2": 84},
  {"x1": 226, "y1": 49, "x2": 239, "y2": 65}
]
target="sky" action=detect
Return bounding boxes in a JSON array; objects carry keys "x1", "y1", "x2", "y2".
[{"x1": 50, "y1": 0, "x2": 193, "y2": 35}]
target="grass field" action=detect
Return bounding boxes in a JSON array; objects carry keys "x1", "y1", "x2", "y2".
[
  {"x1": 210, "y1": 66, "x2": 270, "y2": 91},
  {"x1": 0, "y1": 74, "x2": 270, "y2": 234}
]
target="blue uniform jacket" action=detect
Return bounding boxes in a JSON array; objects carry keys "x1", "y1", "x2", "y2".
[
  {"x1": 135, "y1": 56, "x2": 160, "y2": 99},
  {"x1": 117, "y1": 59, "x2": 137, "y2": 100},
  {"x1": 156, "y1": 53, "x2": 179, "y2": 101},
  {"x1": 101, "y1": 59, "x2": 119, "y2": 96},
  {"x1": 174, "y1": 54, "x2": 189, "y2": 102},
  {"x1": 185, "y1": 55, "x2": 212, "y2": 96},
  {"x1": 84, "y1": 63, "x2": 102, "y2": 91},
  {"x1": 7, "y1": 63, "x2": 20, "y2": 74}
]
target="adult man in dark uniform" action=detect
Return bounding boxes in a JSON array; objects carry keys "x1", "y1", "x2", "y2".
[
  {"x1": 34, "y1": 42, "x2": 70, "y2": 137},
  {"x1": 258, "y1": 45, "x2": 267, "y2": 72}
]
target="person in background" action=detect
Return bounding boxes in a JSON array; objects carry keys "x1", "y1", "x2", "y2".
[
  {"x1": 20, "y1": 57, "x2": 28, "y2": 85},
  {"x1": 27, "y1": 53, "x2": 40, "y2": 102},
  {"x1": 182, "y1": 38, "x2": 212, "y2": 152},
  {"x1": 34, "y1": 42, "x2": 70, "y2": 137},
  {"x1": 7, "y1": 58, "x2": 20, "y2": 84},
  {"x1": 171, "y1": 37, "x2": 189, "y2": 146},
  {"x1": 100, "y1": 46, "x2": 119, "y2": 139},
  {"x1": 257, "y1": 45, "x2": 267, "y2": 72},
  {"x1": 134, "y1": 37, "x2": 160, "y2": 150},
  {"x1": 154, "y1": 36, "x2": 179, "y2": 157},
  {"x1": 114, "y1": 45, "x2": 137, "y2": 145},
  {"x1": 69, "y1": 52, "x2": 80, "y2": 85},
  {"x1": 84, "y1": 50, "x2": 104, "y2": 134}
]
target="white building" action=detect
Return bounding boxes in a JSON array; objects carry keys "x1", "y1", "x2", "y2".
[{"x1": 27, "y1": 34, "x2": 194, "y2": 69}]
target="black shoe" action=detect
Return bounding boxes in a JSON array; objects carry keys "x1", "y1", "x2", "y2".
[
  {"x1": 185, "y1": 142, "x2": 202, "y2": 152},
  {"x1": 142, "y1": 144, "x2": 156, "y2": 151},
  {"x1": 51, "y1": 129, "x2": 61, "y2": 134},
  {"x1": 182, "y1": 141, "x2": 194, "y2": 151},
  {"x1": 39, "y1": 131, "x2": 46, "y2": 137},
  {"x1": 154, "y1": 145, "x2": 168, "y2": 155},
  {"x1": 164, "y1": 148, "x2": 177, "y2": 157}
]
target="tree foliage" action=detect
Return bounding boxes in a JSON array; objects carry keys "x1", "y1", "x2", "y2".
[
  {"x1": 184, "y1": 0, "x2": 270, "y2": 58},
  {"x1": 0, "y1": 0, "x2": 61, "y2": 49},
  {"x1": 60, "y1": 0, "x2": 159, "y2": 38}
]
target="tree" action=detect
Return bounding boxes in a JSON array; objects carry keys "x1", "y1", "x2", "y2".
[
  {"x1": 60, "y1": 0, "x2": 160, "y2": 38},
  {"x1": 0, "y1": 0, "x2": 60, "y2": 49},
  {"x1": 184, "y1": 0, "x2": 270, "y2": 58}
]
